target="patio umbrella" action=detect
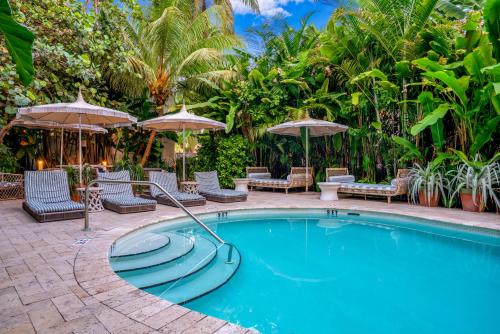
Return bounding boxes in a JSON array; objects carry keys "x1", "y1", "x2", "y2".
[
  {"x1": 17, "y1": 89, "x2": 137, "y2": 184},
  {"x1": 12, "y1": 118, "x2": 107, "y2": 169},
  {"x1": 138, "y1": 104, "x2": 226, "y2": 181},
  {"x1": 267, "y1": 116, "x2": 348, "y2": 191}
]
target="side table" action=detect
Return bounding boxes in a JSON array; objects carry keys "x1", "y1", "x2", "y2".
[
  {"x1": 77, "y1": 187, "x2": 104, "y2": 212},
  {"x1": 180, "y1": 181, "x2": 199, "y2": 194},
  {"x1": 318, "y1": 182, "x2": 341, "y2": 201},
  {"x1": 233, "y1": 178, "x2": 250, "y2": 193}
]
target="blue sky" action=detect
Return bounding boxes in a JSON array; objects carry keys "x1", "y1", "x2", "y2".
[{"x1": 233, "y1": 1, "x2": 337, "y2": 40}]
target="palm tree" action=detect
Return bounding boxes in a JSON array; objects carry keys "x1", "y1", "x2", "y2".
[
  {"x1": 110, "y1": 0, "x2": 241, "y2": 166},
  {"x1": 193, "y1": 0, "x2": 260, "y2": 31}
]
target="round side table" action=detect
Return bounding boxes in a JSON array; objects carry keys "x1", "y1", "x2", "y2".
[
  {"x1": 233, "y1": 178, "x2": 250, "y2": 193},
  {"x1": 180, "y1": 181, "x2": 199, "y2": 194},
  {"x1": 318, "y1": 182, "x2": 341, "y2": 201},
  {"x1": 77, "y1": 187, "x2": 104, "y2": 212}
]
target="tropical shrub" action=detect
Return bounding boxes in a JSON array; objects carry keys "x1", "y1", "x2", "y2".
[
  {"x1": 215, "y1": 135, "x2": 252, "y2": 188},
  {"x1": 0, "y1": 144, "x2": 18, "y2": 172}
]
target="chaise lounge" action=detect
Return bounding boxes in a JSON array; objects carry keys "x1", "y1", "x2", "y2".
[
  {"x1": 23, "y1": 170, "x2": 84, "y2": 223},
  {"x1": 195, "y1": 171, "x2": 247, "y2": 203},
  {"x1": 246, "y1": 167, "x2": 314, "y2": 194},
  {"x1": 145, "y1": 171, "x2": 206, "y2": 207},
  {"x1": 326, "y1": 168, "x2": 410, "y2": 203},
  {"x1": 97, "y1": 170, "x2": 156, "y2": 214}
]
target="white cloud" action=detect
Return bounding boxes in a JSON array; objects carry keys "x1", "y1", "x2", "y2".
[{"x1": 231, "y1": 0, "x2": 307, "y2": 17}]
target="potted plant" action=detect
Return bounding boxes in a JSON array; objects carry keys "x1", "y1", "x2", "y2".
[
  {"x1": 64, "y1": 166, "x2": 80, "y2": 201},
  {"x1": 449, "y1": 153, "x2": 500, "y2": 212},
  {"x1": 408, "y1": 162, "x2": 447, "y2": 207}
]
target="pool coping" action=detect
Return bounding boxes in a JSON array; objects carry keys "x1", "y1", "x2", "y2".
[{"x1": 72, "y1": 200, "x2": 500, "y2": 333}]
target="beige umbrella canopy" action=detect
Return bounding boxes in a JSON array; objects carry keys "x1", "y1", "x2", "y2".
[
  {"x1": 138, "y1": 104, "x2": 226, "y2": 180},
  {"x1": 17, "y1": 90, "x2": 137, "y2": 183},
  {"x1": 12, "y1": 119, "x2": 107, "y2": 169},
  {"x1": 267, "y1": 117, "x2": 348, "y2": 191}
]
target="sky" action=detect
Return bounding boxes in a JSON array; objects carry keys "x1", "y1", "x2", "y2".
[{"x1": 232, "y1": 0, "x2": 337, "y2": 42}]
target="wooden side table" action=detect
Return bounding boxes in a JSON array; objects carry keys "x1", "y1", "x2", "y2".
[
  {"x1": 180, "y1": 181, "x2": 199, "y2": 194},
  {"x1": 233, "y1": 178, "x2": 250, "y2": 193},
  {"x1": 77, "y1": 187, "x2": 104, "y2": 212}
]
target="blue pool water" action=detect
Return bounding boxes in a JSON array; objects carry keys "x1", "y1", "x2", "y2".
[{"x1": 113, "y1": 210, "x2": 500, "y2": 334}]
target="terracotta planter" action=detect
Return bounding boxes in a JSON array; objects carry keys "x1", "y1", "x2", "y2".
[
  {"x1": 418, "y1": 190, "x2": 440, "y2": 207},
  {"x1": 460, "y1": 190, "x2": 484, "y2": 212}
]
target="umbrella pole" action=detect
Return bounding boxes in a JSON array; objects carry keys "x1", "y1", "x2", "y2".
[
  {"x1": 182, "y1": 124, "x2": 186, "y2": 181},
  {"x1": 60, "y1": 128, "x2": 64, "y2": 169},
  {"x1": 79, "y1": 114, "x2": 82, "y2": 186},
  {"x1": 306, "y1": 127, "x2": 309, "y2": 192}
]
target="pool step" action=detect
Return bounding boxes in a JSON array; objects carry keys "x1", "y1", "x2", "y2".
[
  {"x1": 118, "y1": 235, "x2": 218, "y2": 289},
  {"x1": 145, "y1": 243, "x2": 240, "y2": 304},
  {"x1": 110, "y1": 232, "x2": 170, "y2": 258},
  {"x1": 110, "y1": 233, "x2": 195, "y2": 272}
]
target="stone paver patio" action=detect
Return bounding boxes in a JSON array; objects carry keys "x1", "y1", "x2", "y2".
[{"x1": 1, "y1": 192, "x2": 499, "y2": 333}]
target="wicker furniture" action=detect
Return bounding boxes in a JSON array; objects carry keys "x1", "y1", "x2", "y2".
[
  {"x1": 318, "y1": 182, "x2": 341, "y2": 201},
  {"x1": 76, "y1": 187, "x2": 104, "y2": 212},
  {"x1": 23, "y1": 170, "x2": 84, "y2": 223},
  {"x1": 325, "y1": 168, "x2": 355, "y2": 183},
  {"x1": 329, "y1": 168, "x2": 410, "y2": 204},
  {"x1": 144, "y1": 171, "x2": 206, "y2": 207},
  {"x1": 97, "y1": 171, "x2": 156, "y2": 214},
  {"x1": 246, "y1": 167, "x2": 314, "y2": 194},
  {"x1": 195, "y1": 171, "x2": 247, "y2": 203},
  {"x1": 0, "y1": 172, "x2": 23, "y2": 200}
]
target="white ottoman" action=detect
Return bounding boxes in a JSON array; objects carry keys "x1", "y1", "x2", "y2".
[
  {"x1": 318, "y1": 182, "x2": 341, "y2": 201},
  {"x1": 233, "y1": 178, "x2": 250, "y2": 193}
]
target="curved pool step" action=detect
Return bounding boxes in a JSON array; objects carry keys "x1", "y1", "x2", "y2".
[
  {"x1": 118, "y1": 235, "x2": 217, "y2": 289},
  {"x1": 110, "y1": 233, "x2": 195, "y2": 272},
  {"x1": 110, "y1": 232, "x2": 170, "y2": 258},
  {"x1": 145, "y1": 243, "x2": 241, "y2": 304}
]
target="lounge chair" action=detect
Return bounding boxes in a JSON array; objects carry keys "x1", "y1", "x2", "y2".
[
  {"x1": 195, "y1": 171, "x2": 247, "y2": 203},
  {"x1": 97, "y1": 170, "x2": 156, "y2": 214},
  {"x1": 144, "y1": 171, "x2": 206, "y2": 207},
  {"x1": 328, "y1": 168, "x2": 410, "y2": 203},
  {"x1": 246, "y1": 167, "x2": 313, "y2": 194},
  {"x1": 23, "y1": 170, "x2": 84, "y2": 223}
]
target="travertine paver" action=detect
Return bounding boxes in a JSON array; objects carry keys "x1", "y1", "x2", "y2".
[{"x1": 0, "y1": 192, "x2": 499, "y2": 334}]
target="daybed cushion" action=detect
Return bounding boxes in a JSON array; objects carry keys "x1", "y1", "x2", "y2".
[
  {"x1": 327, "y1": 175, "x2": 355, "y2": 183},
  {"x1": 248, "y1": 172, "x2": 272, "y2": 179},
  {"x1": 103, "y1": 195, "x2": 156, "y2": 207},
  {"x1": 200, "y1": 189, "x2": 247, "y2": 197},
  {"x1": 26, "y1": 200, "x2": 84, "y2": 214},
  {"x1": 97, "y1": 170, "x2": 134, "y2": 198},
  {"x1": 251, "y1": 178, "x2": 289, "y2": 185},
  {"x1": 149, "y1": 171, "x2": 178, "y2": 197},
  {"x1": 158, "y1": 191, "x2": 205, "y2": 201},
  {"x1": 340, "y1": 183, "x2": 396, "y2": 191},
  {"x1": 24, "y1": 170, "x2": 83, "y2": 214}
]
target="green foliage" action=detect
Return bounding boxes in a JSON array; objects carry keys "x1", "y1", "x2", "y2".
[
  {"x1": 0, "y1": 0, "x2": 34, "y2": 85},
  {"x1": 215, "y1": 135, "x2": 252, "y2": 188},
  {"x1": 0, "y1": 144, "x2": 18, "y2": 172},
  {"x1": 64, "y1": 165, "x2": 78, "y2": 196}
]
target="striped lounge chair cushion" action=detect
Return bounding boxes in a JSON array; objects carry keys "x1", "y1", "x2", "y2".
[
  {"x1": 201, "y1": 189, "x2": 247, "y2": 197},
  {"x1": 24, "y1": 170, "x2": 84, "y2": 214},
  {"x1": 248, "y1": 173, "x2": 272, "y2": 179},
  {"x1": 159, "y1": 191, "x2": 205, "y2": 201},
  {"x1": 149, "y1": 171, "x2": 179, "y2": 197},
  {"x1": 327, "y1": 175, "x2": 355, "y2": 183},
  {"x1": 103, "y1": 195, "x2": 156, "y2": 207},
  {"x1": 251, "y1": 178, "x2": 289, "y2": 186},
  {"x1": 340, "y1": 183, "x2": 396, "y2": 191},
  {"x1": 97, "y1": 171, "x2": 134, "y2": 198},
  {"x1": 195, "y1": 171, "x2": 222, "y2": 193}
]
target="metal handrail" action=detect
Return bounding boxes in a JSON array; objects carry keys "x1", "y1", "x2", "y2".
[{"x1": 83, "y1": 179, "x2": 234, "y2": 262}]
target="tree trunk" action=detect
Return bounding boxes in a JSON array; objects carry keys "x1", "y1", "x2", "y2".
[
  {"x1": 140, "y1": 130, "x2": 157, "y2": 167},
  {"x1": 0, "y1": 119, "x2": 16, "y2": 145}
]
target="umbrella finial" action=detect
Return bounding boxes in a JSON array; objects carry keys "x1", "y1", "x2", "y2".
[
  {"x1": 77, "y1": 87, "x2": 85, "y2": 102},
  {"x1": 180, "y1": 104, "x2": 188, "y2": 113}
]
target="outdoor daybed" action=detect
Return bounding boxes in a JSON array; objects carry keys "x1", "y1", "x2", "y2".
[
  {"x1": 144, "y1": 171, "x2": 206, "y2": 207},
  {"x1": 97, "y1": 170, "x2": 156, "y2": 214},
  {"x1": 0, "y1": 172, "x2": 23, "y2": 200},
  {"x1": 246, "y1": 167, "x2": 314, "y2": 194},
  {"x1": 195, "y1": 171, "x2": 247, "y2": 203},
  {"x1": 326, "y1": 168, "x2": 410, "y2": 203},
  {"x1": 23, "y1": 170, "x2": 84, "y2": 223}
]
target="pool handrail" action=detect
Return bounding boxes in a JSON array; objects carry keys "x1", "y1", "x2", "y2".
[{"x1": 83, "y1": 179, "x2": 234, "y2": 263}]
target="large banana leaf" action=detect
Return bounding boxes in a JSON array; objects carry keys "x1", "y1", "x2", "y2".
[
  {"x1": 470, "y1": 116, "x2": 500, "y2": 155},
  {"x1": 411, "y1": 103, "x2": 450, "y2": 136},
  {"x1": 417, "y1": 92, "x2": 445, "y2": 150},
  {"x1": 484, "y1": 0, "x2": 500, "y2": 61},
  {"x1": 422, "y1": 71, "x2": 469, "y2": 105},
  {"x1": 0, "y1": 0, "x2": 35, "y2": 85}
]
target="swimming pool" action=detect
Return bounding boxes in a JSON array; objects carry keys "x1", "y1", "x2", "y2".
[{"x1": 110, "y1": 209, "x2": 500, "y2": 334}]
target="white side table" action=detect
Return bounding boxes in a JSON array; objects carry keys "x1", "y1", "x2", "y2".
[
  {"x1": 318, "y1": 182, "x2": 341, "y2": 201},
  {"x1": 77, "y1": 187, "x2": 104, "y2": 212},
  {"x1": 233, "y1": 178, "x2": 250, "y2": 193},
  {"x1": 180, "y1": 181, "x2": 199, "y2": 194}
]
